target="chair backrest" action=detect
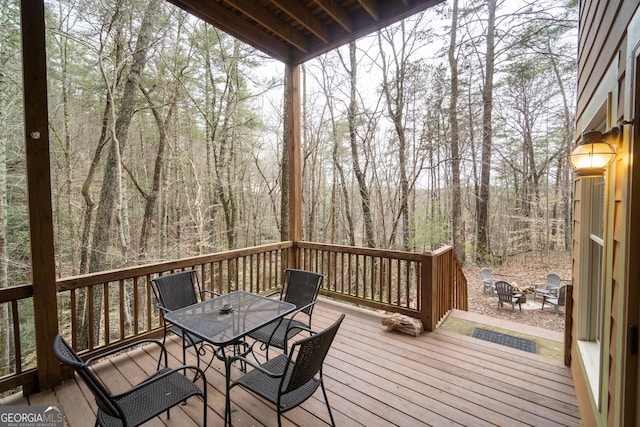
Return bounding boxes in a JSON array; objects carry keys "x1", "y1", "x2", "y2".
[
  {"x1": 547, "y1": 273, "x2": 562, "y2": 287},
  {"x1": 151, "y1": 270, "x2": 201, "y2": 312},
  {"x1": 557, "y1": 285, "x2": 567, "y2": 306},
  {"x1": 494, "y1": 281, "x2": 514, "y2": 302},
  {"x1": 480, "y1": 267, "x2": 492, "y2": 283},
  {"x1": 281, "y1": 313, "x2": 345, "y2": 394},
  {"x1": 53, "y1": 335, "x2": 122, "y2": 420},
  {"x1": 281, "y1": 269, "x2": 323, "y2": 315}
]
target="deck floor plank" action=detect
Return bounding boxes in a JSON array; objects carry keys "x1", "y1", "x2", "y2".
[
  {"x1": 8, "y1": 299, "x2": 581, "y2": 426},
  {"x1": 52, "y1": 377, "x2": 95, "y2": 425}
]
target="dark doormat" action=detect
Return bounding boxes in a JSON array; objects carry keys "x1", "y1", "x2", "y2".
[{"x1": 471, "y1": 327, "x2": 537, "y2": 353}]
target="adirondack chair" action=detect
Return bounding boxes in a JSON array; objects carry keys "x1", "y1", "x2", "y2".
[
  {"x1": 495, "y1": 280, "x2": 523, "y2": 311},
  {"x1": 481, "y1": 267, "x2": 495, "y2": 295},
  {"x1": 542, "y1": 285, "x2": 567, "y2": 314},
  {"x1": 533, "y1": 273, "x2": 562, "y2": 300}
]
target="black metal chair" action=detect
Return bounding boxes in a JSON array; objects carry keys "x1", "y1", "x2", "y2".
[
  {"x1": 151, "y1": 269, "x2": 220, "y2": 369},
  {"x1": 247, "y1": 268, "x2": 323, "y2": 359},
  {"x1": 53, "y1": 335, "x2": 207, "y2": 427},
  {"x1": 495, "y1": 280, "x2": 523, "y2": 311},
  {"x1": 225, "y1": 313, "x2": 345, "y2": 427}
]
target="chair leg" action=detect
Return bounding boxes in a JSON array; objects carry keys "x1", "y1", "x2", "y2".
[
  {"x1": 225, "y1": 360, "x2": 233, "y2": 427},
  {"x1": 157, "y1": 326, "x2": 170, "y2": 371},
  {"x1": 320, "y1": 379, "x2": 336, "y2": 427}
]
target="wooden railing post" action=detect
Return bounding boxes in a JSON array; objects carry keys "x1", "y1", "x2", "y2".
[
  {"x1": 421, "y1": 251, "x2": 436, "y2": 331},
  {"x1": 420, "y1": 246, "x2": 468, "y2": 332}
]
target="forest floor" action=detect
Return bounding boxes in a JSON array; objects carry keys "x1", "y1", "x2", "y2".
[{"x1": 461, "y1": 250, "x2": 572, "y2": 333}]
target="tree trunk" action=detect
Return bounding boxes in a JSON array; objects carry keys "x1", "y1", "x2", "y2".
[
  {"x1": 0, "y1": 12, "x2": 10, "y2": 372},
  {"x1": 547, "y1": 37, "x2": 574, "y2": 251},
  {"x1": 214, "y1": 40, "x2": 241, "y2": 250},
  {"x1": 319, "y1": 57, "x2": 355, "y2": 246},
  {"x1": 346, "y1": 41, "x2": 376, "y2": 248},
  {"x1": 79, "y1": 0, "x2": 161, "y2": 349},
  {"x1": 378, "y1": 27, "x2": 411, "y2": 251},
  {"x1": 448, "y1": 0, "x2": 464, "y2": 261},
  {"x1": 476, "y1": 0, "x2": 496, "y2": 263},
  {"x1": 281, "y1": 70, "x2": 290, "y2": 242},
  {"x1": 138, "y1": 78, "x2": 182, "y2": 257}
]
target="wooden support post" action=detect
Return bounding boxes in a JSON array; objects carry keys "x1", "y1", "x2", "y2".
[
  {"x1": 20, "y1": 0, "x2": 60, "y2": 391},
  {"x1": 564, "y1": 284, "x2": 573, "y2": 367},
  {"x1": 285, "y1": 63, "x2": 302, "y2": 268}
]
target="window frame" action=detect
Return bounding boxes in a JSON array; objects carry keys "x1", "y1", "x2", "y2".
[{"x1": 576, "y1": 108, "x2": 609, "y2": 411}]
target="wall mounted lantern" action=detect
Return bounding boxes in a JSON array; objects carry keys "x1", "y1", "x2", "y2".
[{"x1": 568, "y1": 125, "x2": 621, "y2": 177}]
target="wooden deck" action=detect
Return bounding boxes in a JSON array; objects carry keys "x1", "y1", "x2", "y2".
[{"x1": 2, "y1": 299, "x2": 581, "y2": 426}]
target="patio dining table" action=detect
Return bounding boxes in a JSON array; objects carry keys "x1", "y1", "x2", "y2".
[{"x1": 163, "y1": 290, "x2": 296, "y2": 363}]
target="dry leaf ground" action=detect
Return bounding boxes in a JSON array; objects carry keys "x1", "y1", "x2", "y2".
[{"x1": 462, "y1": 250, "x2": 572, "y2": 333}]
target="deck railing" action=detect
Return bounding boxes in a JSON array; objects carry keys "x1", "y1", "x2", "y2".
[
  {"x1": 0, "y1": 241, "x2": 466, "y2": 395},
  {"x1": 297, "y1": 242, "x2": 467, "y2": 329}
]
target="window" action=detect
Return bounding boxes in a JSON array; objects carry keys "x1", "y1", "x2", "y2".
[{"x1": 578, "y1": 176, "x2": 606, "y2": 408}]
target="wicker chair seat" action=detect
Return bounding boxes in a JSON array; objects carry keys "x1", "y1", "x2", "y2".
[
  {"x1": 247, "y1": 318, "x2": 308, "y2": 350},
  {"x1": 225, "y1": 314, "x2": 345, "y2": 427},
  {"x1": 53, "y1": 335, "x2": 207, "y2": 427},
  {"x1": 248, "y1": 268, "x2": 323, "y2": 358},
  {"x1": 99, "y1": 368, "x2": 204, "y2": 427},
  {"x1": 233, "y1": 354, "x2": 320, "y2": 411}
]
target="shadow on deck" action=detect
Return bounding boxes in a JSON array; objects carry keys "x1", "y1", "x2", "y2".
[{"x1": 2, "y1": 299, "x2": 580, "y2": 426}]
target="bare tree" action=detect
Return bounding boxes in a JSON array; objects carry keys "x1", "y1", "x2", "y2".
[
  {"x1": 448, "y1": 0, "x2": 465, "y2": 261},
  {"x1": 79, "y1": 0, "x2": 161, "y2": 348},
  {"x1": 476, "y1": 0, "x2": 497, "y2": 263},
  {"x1": 378, "y1": 25, "x2": 411, "y2": 251},
  {"x1": 342, "y1": 41, "x2": 376, "y2": 248}
]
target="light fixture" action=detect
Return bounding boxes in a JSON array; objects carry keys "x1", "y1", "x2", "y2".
[{"x1": 568, "y1": 125, "x2": 621, "y2": 177}]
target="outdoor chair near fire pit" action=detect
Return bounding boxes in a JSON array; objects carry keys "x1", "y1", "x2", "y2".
[
  {"x1": 495, "y1": 280, "x2": 523, "y2": 311},
  {"x1": 542, "y1": 285, "x2": 567, "y2": 314},
  {"x1": 480, "y1": 267, "x2": 495, "y2": 295},
  {"x1": 532, "y1": 272, "x2": 562, "y2": 300}
]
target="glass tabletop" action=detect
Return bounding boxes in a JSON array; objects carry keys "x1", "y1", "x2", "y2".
[{"x1": 164, "y1": 290, "x2": 295, "y2": 347}]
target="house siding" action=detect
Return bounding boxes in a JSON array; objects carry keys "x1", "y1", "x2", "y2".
[
  {"x1": 577, "y1": 1, "x2": 640, "y2": 425},
  {"x1": 577, "y1": 0, "x2": 638, "y2": 119}
]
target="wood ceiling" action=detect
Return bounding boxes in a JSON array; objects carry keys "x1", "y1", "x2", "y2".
[{"x1": 166, "y1": 0, "x2": 445, "y2": 65}]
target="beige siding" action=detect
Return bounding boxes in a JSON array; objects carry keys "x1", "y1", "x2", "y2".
[
  {"x1": 578, "y1": 1, "x2": 640, "y2": 425},
  {"x1": 577, "y1": 0, "x2": 640, "y2": 119}
]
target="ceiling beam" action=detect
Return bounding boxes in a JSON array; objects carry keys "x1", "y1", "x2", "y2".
[
  {"x1": 167, "y1": 0, "x2": 445, "y2": 65},
  {"x1": 225, "y1": 0, "x2": 309, "y2": 53},
  {"x1": 270, "y1": 0, "x2": 331, "y2": 43},
  {"x1": 357, "y1": 0, "x2": 380, "y2": 21},
  {"x1": 294, "y1": 0, "x2": 444, "y2": 64},
  {"x1": 312, "y1": 0, "x2": 353, "y2": 33},
  {"x1": 167, "y1": 0, "x2": 292, "y2": 62}
]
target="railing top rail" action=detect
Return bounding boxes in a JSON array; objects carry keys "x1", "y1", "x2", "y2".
[
  {"x1": 296, "y1": 241, "x2": 423, "y2": 260},
  {"x1": 0, "y1": 284, "x2": 33, "y2": 303},
  {"x1": 57, "y1": 241, "x2": 293, "y2": 291},
  {"x1": 427, "y1": 245, "x2": 454, "y2": 256}
]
